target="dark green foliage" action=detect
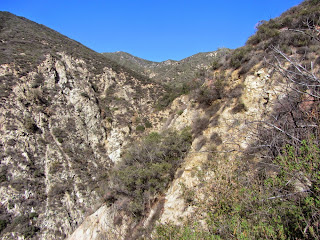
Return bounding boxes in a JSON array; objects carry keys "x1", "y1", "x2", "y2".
[
  {"x1": 195, "y1": 86, "x2": 218, "y2": 107},
  {"x1": 21, "y1": 225, "x2": 40, "y2": 238},
  {"x1": 144, "y1": 119, "x2": 153, "y2": 128},
  {"x1": 231, "y1": 102, "x2": 247, "y2": 113},
  {"x1": 52, "y1": 128, "x2": 67, "y2": 143},
  {"x1": 0, "y1": 74, "x2": 16, "y2": 99},
  {"x1": 177, "y1": 109, "x2": 184, "y2": 115},
  {"x1": 247, "y1": 20, "x2": 280, "y2": 46},
  {"x1": 0, "y1": 220, "x2": 8, "y2": 233},
  {"x1": 246, "y1": 0, "x2": 320, "y2": 50},
  {"x1": 109, "y1": 128, "x2": 192, "y2": 218},
  {"x1": 0, "y1": 167, "x2": 7, "y2": 183},
  {"x1": 7, "y1": 214, "x2": 40, "y2": 238},
  {"x1": 31, "y1": 73, "x2": 45, "y2": 88},
  {"x1": 155, "y1": 82, "x2": 193, "y2": 110},
  {"x1": 229, "y1": 46, "x2": 252, "y2": 69},
  {"x1": 229, "y1": 84, "x2": 244, "y2": 98},
  {"x1": 192, "y1": 117, "x2": 209, "y2": 138},
  {"x1": 136, "y1": 125, "x2": 145, "y2": 132},
  {"x1": 194, "y1": 72, "x2": 227, "y2": 108},
  {"x1": 211, "y1": 59, "x2": 222, "y2": 70},
  {"x1": 210, "y1": 132, "x2": 222, "y2": 146},
  {"x1": 80, "y1": 92, "x2": 90, "y2": 99},
  {"x1": 28, "y1": 212, "x2": 38, "y2": 220},
  {"x1": 24, "y1": 117, "x2": 39, "y2": 133}
]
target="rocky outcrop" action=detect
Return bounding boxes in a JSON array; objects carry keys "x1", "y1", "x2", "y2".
[{"x1": 0, "y1": 49, "x2": 163, "y2": 239}]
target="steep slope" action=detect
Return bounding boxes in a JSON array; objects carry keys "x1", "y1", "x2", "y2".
[
  {"x1": 2, "y1": 0, "x2": 320, "y2": 239},
  {"x1": 70, "y1": 0, "x2": 320, "y2": 239},
  {"x1": 102, "y1": 48, "x2": 230, "y2": 83},
  {"x1": 152, "y1": 0, "x2": 320, "y2": 239},
  {"x1": 0, "y1": 11, "x2": 164, "y2": 239}
]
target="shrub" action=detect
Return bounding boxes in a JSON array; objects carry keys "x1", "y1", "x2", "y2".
[
  {"x1": 80, "y1": 92, "x2": 90, "y2": 99},
  {"x1": 194, "y1": 75, "x2": 227, "y2": 108},
  {"x1": 210, "y1": 132, "x2": 222, "y2": 146},
  {"x1": 136, "y1": 125, "x2": 145, "y2": 132},
  {"x1": 177, "y1": 109, "x2": 184, "y2": 115},
  {"x1": 239, "y1": 56, "x2": 260, "y2": 75},
  {"x1": 179, "y1": 182, "x2": 195, "y2": 204},
  {"x1": 155, "y1": 82, "x2": 194, "y2": 110},
  {"x1": 109, "y1": 128, "x2": 192, "y2": 218},
  {"x1": 206, "y1": 101, "x2": 221, "y2": 116},
  {"x1": 229, "y1": 46, "x2": 252, "y2": 69},
  {"x1": 9, "y1": 214, "x2": 40, "y2": 238},
  {"x1": 106, "y1": 117, "x2": 113, "y2": 123},
  {"x1": 24, "y1": 117, "x2": 39, "y2": 134},
  {"x1": 192, "y1": 117, "x2": 209, "y2": 137},
  {"x1": 31, "y1": 73, "x2": 44, "y2": 88},
  {"x1": 52, "y1": 128, "x2": 67, "y2": 143},
  {"x1": 144, "y1": 119, "x2": 153, "y2": 128},
  {"x1": 21, "y1": 225, "x2": 40, "y2": 238},
  {"x1": 0, "y1": 168, "x2": 7, "y2": 183},
  {"x1": 0, "y1": 219, "x2": 8, "y2": 233},
  {"x1": 247, "y1": 20, "x2": 280, "y2": 46},
  {"x1": 210, "y1": 115, "x2": 220, "y2": 127},
  {"x1": 211, "y1": 59, "x2": 222, "y2": 70},
  {"x1": 195, "y1": 86, "x2": 217, "y2": 107},
  {"x1": 231, "y1": 102, "x2": 247, "y2": 114},
  {"x1": 195, "y1": 136, "x2": 207, "y2": 151},
  {"x1": 229, "y1": 84, "x2": 244, "y2": 98}
]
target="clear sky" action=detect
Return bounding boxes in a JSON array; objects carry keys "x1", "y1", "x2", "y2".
[{"x1": 2, "y1": 0, "x2": 303, "y2": 62}]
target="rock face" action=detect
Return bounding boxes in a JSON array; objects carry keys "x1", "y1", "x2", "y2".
[
  {"x1": 0, "y1": 53, "x2": 108, "y2": 239},
  {"x1": 0, "y1": 52, "x2": 162, "y2": 239},
  {"x1": 0, "y1": 12, "x2": 163, "y2": 239}
]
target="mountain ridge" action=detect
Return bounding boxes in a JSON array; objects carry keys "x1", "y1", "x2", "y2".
[{"x1": 102, "y1": 48, "x2": 231, "y2": 83}]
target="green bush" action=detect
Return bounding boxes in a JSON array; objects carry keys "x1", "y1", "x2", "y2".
[
  {"x1": 24, "y1": 117, "x2": 39, "y2": 133},
  {"x1": 247, "y1": 20, "x2": 280, "y2": 46},
  {"x1": 109, "y1": 128, "x2": 192, "y2": 218},
  {"x1": 0, "y1": 219, "x2": 8, "y2": 233},
  {"x1": 231, "y1": 102, "x2": 247, "y2": 114},
  {"x1": 52, "y1": 128, "x2": 67, "y2": 143},
  {"x1": 144, "y1": 119, "x2": 153, "y2": 128},
  {"x1": 192, "y1": 117, "x2": 209, "y2": 137},
  {"x1": 136, "y1": 125, "x2": 145, "y2": 132},
  {"x1": 31, "y1": 73, "x2": 44, "y2": 88},
  {"x1": 155, "y1": 82, "x2": 194, "y2": 110},
  {"x1": 229, "y1": 46, "x2": 252, "y2": 69},
  {"x1": 80, "y1": 92, "x2": 90, "y2": 99},
  {"x1": 177, "y1": 109, "x2": 184, "y2": 115}
]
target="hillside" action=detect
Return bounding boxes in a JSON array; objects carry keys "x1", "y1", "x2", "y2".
[
  {"x1": 102, "y1": 48, "x2": 231, "y2": 83},
  {"x1": 1, "y1": 0, "x2": 320, "y2": 239},
  {"x1": 0, "y1": 11, "x2": 165, "y2": 239}
]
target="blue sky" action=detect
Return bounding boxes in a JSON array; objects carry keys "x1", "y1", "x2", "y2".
[{"x1": 2, "y1": 0, "x2": 302, "y2": 62}]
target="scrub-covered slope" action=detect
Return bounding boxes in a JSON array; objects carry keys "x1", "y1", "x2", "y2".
[{"x1": 0, "y1": 11, "x2": 164, "y2": 239}]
